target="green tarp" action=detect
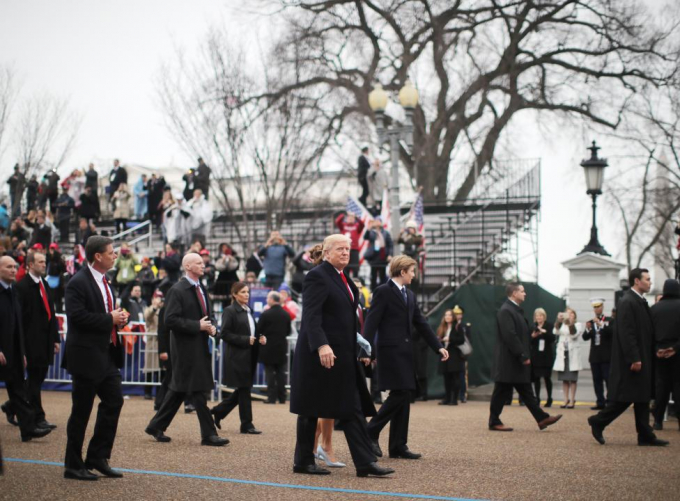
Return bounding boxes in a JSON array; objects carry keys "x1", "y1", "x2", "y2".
[{"x1": 423, "y1": 283, "x2": 566, "y2": 397}]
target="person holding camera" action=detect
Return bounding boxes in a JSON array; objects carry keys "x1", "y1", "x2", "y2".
[
  {"x1": 258, "y1": 230, "x2": 295, "y2": 290},
  {"x1": 582, "y1": 298, "x2": 614, "y2": 410},
  {"x1": 553, "y1": 308, "x2": 582, "y2": 408}
]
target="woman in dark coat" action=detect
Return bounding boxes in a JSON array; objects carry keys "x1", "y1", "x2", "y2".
[
  {"x1": 211, "y1": 282, "x2": 265, "y2": 434},
  {"x1": 530, "y1": 308, "x2": 555, "y2": 407},
  {"x1": 437, "y1": 308, "x2": 467, "y2": 405}
]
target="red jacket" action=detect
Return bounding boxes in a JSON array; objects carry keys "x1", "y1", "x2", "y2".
[{"x1": 335, "y1": 214, "x2": 365, "y2": 251}]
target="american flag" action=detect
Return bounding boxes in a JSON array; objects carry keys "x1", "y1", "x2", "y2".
[
  {"x1": 407, "y1": 190, "x2": 426, "y2": 272},
  {"x1": 346, "y1": 196, "x2": 374, "y2": 263}
]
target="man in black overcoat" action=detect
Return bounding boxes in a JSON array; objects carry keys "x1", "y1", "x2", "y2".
[
  {"x1": 145, "y1": 253, "x2": 227, "y2": 447},
  {"x1": 195, "y1": 157, "x2": 211, "y2": 200},
  {"x1": 588, "y1": 268, "x2": 668, "y2": 446},
  {"x1": 0, "y1": 256, "x2": 52, "y2": 442},
  {"x1": 362, "y1": 255, "x2": 449, "y2": 459},
  {"x1": 357, "y1": 147, "x2": 370, "y2": 207},
  {"x1": 290, "y1": 234, "x2": 392, "y2": 478},
  {"x1": 257, "y1": 291, "x2": 291, "y2": 404},
  {"x1": 62, "y1": 236, "x2": 128, "y2": 480},
  {"x1": 650, "y1": 279, "x2": 680, "y2": 430},
  {"x1": 488, "y1": 283, "x2": 562, "y2": 432},
  {"x1": 108, "y1": 159, "x2": 127, "y2": 200},
  {"x1": 582, "y1": 298, "x2": 614, "y2": 410}
]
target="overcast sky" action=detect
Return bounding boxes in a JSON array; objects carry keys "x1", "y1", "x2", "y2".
[{"x1": 1, "y1": 0, "x2": 668, "y2": 297}]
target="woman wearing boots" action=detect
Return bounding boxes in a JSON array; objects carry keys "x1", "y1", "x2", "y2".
[
  {"x1": 437, "y1": 307, "x2": 467, "y2": 405},
  {"x1": 530, "y1": 308, "x2": 555, "y2": 407}
]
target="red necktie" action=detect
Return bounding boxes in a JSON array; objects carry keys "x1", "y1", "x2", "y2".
[
  {"x1": 38, "y1": 280, "x2": 52, "y2": 321},
  {"x1": 340, "y1": 272, "x2": 354, "y2": 302},
  {"x1": 195, "y1": 284, "x2": 208, "y2": 316},
  {"x1": 103, "y1": 276, "x2": 117, "y2": 346}
]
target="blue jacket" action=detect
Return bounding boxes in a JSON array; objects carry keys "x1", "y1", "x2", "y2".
[
  {"x1": 258, "y1": 244, "x2": 294, "y2": 277},
  {"x1": 133, "y1": 177, "x2": 148, "y2": 217}
]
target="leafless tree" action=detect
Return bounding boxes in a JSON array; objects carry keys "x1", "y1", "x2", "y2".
[
  {"x1": 0, "y1": 65, "x2": 19, "y2": 166},
  {"x1": 247, "y1": 0, "x2": 678, "y2": 203}
]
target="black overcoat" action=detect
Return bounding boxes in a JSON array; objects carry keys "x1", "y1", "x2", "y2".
[
  {"x1": 220, "y1": 302, "x2": 259, "y2": 388},
  {"x1": 164, "y1": 277, "x2": 214, "y2": 393},
  {"x1": 608, "y1": 290, "x2": 655, "y2": 403},
  {"x1": 0, "y1": 284, "x2": 25, "y2": 381},
  {"x1": 529, "y1": 321, "x2": 555, "y2": 368},
  {"x1": 650, "y1": 296, "x2": 680, "y2": 352},
  {"x1": 257, "y1": 304, "x2": 291, "y2": 365},
  {"x1": 15, "y1": 275, "x2": 59, "y2": 367},
  {"x1": 62, "y1": 267, "x2": 124, "y2": 380},
  {"x1": 492, "y1": 299, "x2": 532, "y2": 384},
  {"x1": 290, "y1": 261, "x2": 374, "y2": 419},
  {"x1": 442, "y1": 323, "x2": 468, "y2": 373},
  {"x1": 582, "y1": 316, "x2": 613, "y2": 364},
  {"x1": 363, "y1": 280, "x2": 443, "y2": 391}
]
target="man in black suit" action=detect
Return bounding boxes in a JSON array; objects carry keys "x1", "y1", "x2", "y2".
[
  {"x1": 588, "y1": 268, "x2": 668, "y2": 446},
  {"x1": 145, "y1": 253, "x2": 228, "y2": 447},
  {"x1": 108, "y1": 159, "x2": 127, "y2": 200},
  {"x1": 0, "y1": 256, "x2": 52, "y2": 442},
  {"x1": 195, "y1": 157, "x2": 211, "y2": 200},
  {"x1": 258, "y1": 291, "x2": 291, "y2": 404},
  {"x1": 363, "y1": 255, "x2": 449, "y2": 459},
  {"x1": 291, "y1": 234, "x2": 393, "y2": 478},
  {"x1": 488, "y1": 283, "x2": 562, "y2": 432},
  {"x1": 62, "y1": 236, "x2": 129, "y2": 480},
  {"x1": 357, "y1": 147, "x2": 370, "y2": 207},
  {"x1": 583, "y1": 298, "x2": 614, "y2": 410}
]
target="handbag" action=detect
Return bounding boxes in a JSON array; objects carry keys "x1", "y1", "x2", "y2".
[{"x1": 458, "y1": 335, "x2": 473, "y2": 357}]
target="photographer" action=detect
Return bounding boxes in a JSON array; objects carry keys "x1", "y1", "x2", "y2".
[
  {"x1": 553, "y1": 308, "x2": 582, "y2": 409},
  {"x1": 582, "y1": 298, "x2": 614, "y2": 410},
  {"x1": 258, "y1": 230, "x2": 294, "y2": 290}
]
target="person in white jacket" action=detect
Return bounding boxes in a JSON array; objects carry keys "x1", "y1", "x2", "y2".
[{"x1": 553, "y1": 308, "x2": 583, "y2": 409}]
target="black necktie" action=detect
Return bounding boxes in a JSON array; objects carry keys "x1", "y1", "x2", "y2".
[{"x1": 401, "y1": 286, "x2": 407, "y2": 303}]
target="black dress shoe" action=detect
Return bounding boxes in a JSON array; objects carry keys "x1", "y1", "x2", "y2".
[
  {"x1": 590, "y1": 405, "x2": 605, "y2": 411},
  {"x1": 262, "y1": 400, "x2": 276, "y2": 404},
  {"x1": 1, "y1": 403, "x2": 18, "y2": 426},
  {"x1": 21, "y1": 427, "x2": 52, "y2": 442},
  {"x1": 85, "y1": 458, "x2": 123, "y2": 478},
  {"x1": 37, "y1": 420, "x2": 57, "y2": 430},
  {"x1": 370, "y1": 439, "x2": 383, "y2": 457},
  {"x1": 241, "y1": 427, "x2": 262, "y2": 435},
  {"x1": 653, "y1": 422, "x2": 663, "y2": 431},
  {"x1": 438, "y1": 400, "x2": 451, "y2": 406},
  {"x1": 145, "y1": 427, "x2": 171, "y2": 442},
  {"x1": 293, "y1": 464, "x2": 330, "y2": 475},
  {"x1": 389, "y1": 448, "x2": 422, "y2": 459},
  {"x1": 544, "y1": 399, "x2": 553, "y2": 408},
  {"x1": 356, "y1": 462, "x2": 395, "y2": 477},
  {"x1": 64, "y1": 468, "x2": 99, "y2": 481},
  {"x1": 201, "y1": 435, "x2": 230, "y2": 446},
  {"x1": 184, "y1": 404, "x2": 196, "y2": 414},
  {"x1": 587, "y1": 418, "x2": 605, "y2": 445},
  {"x1": 638, "y1": 437, "x2": 669, "y2": 447}
]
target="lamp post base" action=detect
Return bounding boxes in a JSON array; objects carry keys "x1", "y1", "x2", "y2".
[{"x1": 578, "y1": 243, "x2": 611, "y2": 256}]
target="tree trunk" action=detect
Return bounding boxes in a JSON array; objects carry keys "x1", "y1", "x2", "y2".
[{"x1": 416, "y1": 153, "x2": 449, "y2": 203}]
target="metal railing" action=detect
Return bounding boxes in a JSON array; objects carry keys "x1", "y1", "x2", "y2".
[{"x1": 110, "y1": 220, "x2": 153, "y2": 249}]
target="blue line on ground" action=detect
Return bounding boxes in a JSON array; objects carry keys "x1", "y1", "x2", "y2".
[{"x1": 6, "y1": 457, "x2": 485, "y2": 501}]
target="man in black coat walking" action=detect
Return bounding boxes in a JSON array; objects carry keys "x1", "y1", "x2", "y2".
[
  {"x1": 582, "y1": 298, "x2": 614, "y2": 410},
  {"x1": 650, "y1": 278, "x2": 680, "y2": 431},
  {"x1": 145, "y1": 253, "x2": 227, "y2": 447},
  {"x1": 62, "y1": 236, "x2": 129, "y2": 480},
  {"x1": 258, "y1": 291, "x2": 291, "y2": 404},
  {"x1": 488, "y1": 283, "x2": 562, "y2": 432},
  {"x1": 588, "y1": 268, "x2": 668, "y2": 446},
  {"x1": 291, "y1": 234, "x2": 392, "y2": 478},
  {"x1": 363, "y1": 255, "x2": 449, "y2": 459},
  {"x1": 0, "y1": 256, "x2": 52, "y2": 442}
]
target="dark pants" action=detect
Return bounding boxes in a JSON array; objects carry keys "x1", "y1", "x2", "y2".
[
  {"x1": 2, "y1": 367, "x2": 37, "y2": 438},
  {"x1": 367, "y1": 389, "x2": 410, "y2": 454},
  {"x1": 591, "y1": 362, "x2": 610, "y2": 407},
  {"x1": 114, "y1": 218, "x2": 127, "y2": 235},
  {"x1": 443, "y1": 371, "x2": 464, "y2": 404},
  {"x1": 369, "y1": 264, "x2": 387, "y2": 292},
  {"x1": 358, "y1": 177, "x2": 369, "y2": 207},
  {"x1": 65, "y1": 352, "x2": 124, "y2": 470},
  {"x1": 459, "y1": 368, "x2": 467, "y2": 402},
  {"x1": 294, "y1": 393, "x2": 375, "y2": 468},
  {"x1": 58, "y1": 218, "x2": 70, "y2": 242},
  {"x1": 265, "y1": 275, "x2": 284, "y2": 291},
  {"x1": 347, "y1": 249, "x2": 360, "y2": 278},
  {"x1": 654, "y1": 355, "x2": 680, "y2": 424},
  {"x1": 589, "y1": 401, "x2": 656, "y2": 442},
  {"x1": 154, "y1": 361, "x2": 187, "y2": 411},
  {"x1": 26, "y1": 365, "x2": 49, "y2": 423},
  {"x1": 489, "y1": 382, "x2": 549, "y2": 427},
  {"x1": 264, "y1": 364, "x2": 287, "y2": 403},
  {"x1": 212, "y1": 388, "x2": 254, "y2": 430},
  {"x1": 532, "y1": 374, "x2": 553, "y2": 404},
  {"x1": 148, "y1": 389, "x2": 216, "y2": 440}
]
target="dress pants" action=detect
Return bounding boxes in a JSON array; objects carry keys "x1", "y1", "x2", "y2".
[
  {"x1": 212, "y1": 388, "x2": 254, "y2": 430},
  {"x1": 442, "y1": 371, "x2": 463, "y2": 404},
  {"x1": 26, "y1": 365, "x2": 49, "y2": 423},
  {"x1": 358, "y1": 177, "x2": 369, "y2": 207},
  {"x1": 65, "y1": 350, "x2": 124, "y2": 469},
  {"x1": 591, "y1": 362, "x2": 610, "y2": 407},
  {"x1": 654, "y1": 355, "x2": 680, "y2": 424},
  {"x1": 488, "y1": 382, "x2": 549, "y2": 427},
  {"x1": 367, "y1": 389, "x2": 410, "y2": 454},
  {"x1": 347, "y1": 250, "x2": 360, "y2": 278},
  {"x1": 369, "y1": 265, "x2": 387, "y2": 292},
  {"x1": 264, "y1": 364, "x2": 287, "y2": 403},
  {"x1": 148, "y1": 389, "x2": 216, "y2": 439},
  {"x1": 294, "y1": 392, "x2": 375, "y2": 468},
  {"x1": 3, "y1": 366, "x2": 38, "y2": 438},
  {"x1": 590, "y1": 401, "x2": 656, "y2": 441}
]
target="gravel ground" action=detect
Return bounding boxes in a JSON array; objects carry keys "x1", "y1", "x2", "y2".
[{"x1": 1, "y1": 391, "x2": 678, "y2": 501}]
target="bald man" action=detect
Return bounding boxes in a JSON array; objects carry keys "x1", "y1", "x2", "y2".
[{"x1": 146, "y1": 253, "x2": 228, "y2": 447}]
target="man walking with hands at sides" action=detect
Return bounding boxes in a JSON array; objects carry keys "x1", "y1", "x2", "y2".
[
  {"x1": 145, "y1": 253, "x2": 228, "y2": 447},
  {"x1": 362, "y1": 255, "x2": 449, "y2": 460},
  {"x1": 62, "y1": 236, "x2": 128, "y2": 481},
  {"x1": 291, "y1": 235, "x2": 393, "y2": 478},
  {"x1": 488, "y1": 283, "x2": 563, "y2": 432},
  {"x1": 588, "y1": 268, "x2": 668, "y2": 446}
]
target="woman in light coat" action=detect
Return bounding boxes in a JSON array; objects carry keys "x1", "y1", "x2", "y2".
[
  {"x1": 553, "y1": 307, "x2": 583, "y2": 409},
  {"x1": 112, "y1": 182, "x2": 131, "y2": 234}
]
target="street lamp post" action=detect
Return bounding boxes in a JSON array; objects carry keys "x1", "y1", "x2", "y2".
[
  {"x1": 578, "y1": 140, "x2": 611, "y2": 256},
  {"x1": 368, "y1": 81, "x2": 419, "y2": 239}
]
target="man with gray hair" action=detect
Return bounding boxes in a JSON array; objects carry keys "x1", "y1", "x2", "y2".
[{"x1": 257, "y1": 290, "x2": 292, "y2": 404}]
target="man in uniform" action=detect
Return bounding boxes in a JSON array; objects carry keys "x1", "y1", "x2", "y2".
[{"x1": 582, "y1": 298, "x2": 614, "y2": 410}]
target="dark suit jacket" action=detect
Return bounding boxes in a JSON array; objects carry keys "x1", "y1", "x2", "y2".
[
  {"x1": 290, "y1": 261, "x2": 374, "y2": 419},
  {"x1": 62, "y1": 267, "x2": 124, "y2": 380},
  {"x1": 363, "y1": 280, "x2": 443, "y2": 391},
  {"x1": 109, "y1": 167, "x2": 128, "y2": 192},
  {"x1": 220, "y1": 302, "x2": 259, "y2": 388},
  {"x1": 442, "y1": 323, "x2": 468, "y2": 373},
  {"x1": 0, "y1": 283, "x2": 25, "y2": 381},
  {"x1": 257, "y1": 304, "x2": 291, "y2": 365},
  {"x1": 15, "y1": 275, "x2": 59, "y2": 367},
  {"x1": 164, "y1": 277, "x2": 214, "y2": 393},
  {"x1": 650, "y1": 296, "x2": 680, "y2": 352},
  {"x1": 529, "y1": 321, "x2": 555, "y2": 368},
  {"x1": 582, "y1": 316, "x2": 613, "y2": 364},
  {"x1": 609, "y1": 290, "x2": 655, "y2": 403},
  {"x1": 357, "y1": 155, "x2": 370, "y2": 180},
  {"x1": 492, "y1": 299, "x2": 531, "y2": 384}
]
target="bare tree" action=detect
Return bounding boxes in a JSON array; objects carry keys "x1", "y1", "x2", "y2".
[
  {"x1": 246, "y1": 0, "x2": 678, "y2": 203},
  {"x1": 0, "y1": 65, "x2": 20, "y2": 166}
]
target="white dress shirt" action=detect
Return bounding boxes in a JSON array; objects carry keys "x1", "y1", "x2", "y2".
[
  {"x1": 89, "y1": 264, "x2": 113, "y2": 313},
  {"x1": 184, "y1": 275, "x2": 208, "y2": 312}
]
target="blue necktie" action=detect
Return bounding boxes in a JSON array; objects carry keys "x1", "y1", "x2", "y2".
[{"x1": 401, "y1": 286, "x2": 407, "y2": 303}]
